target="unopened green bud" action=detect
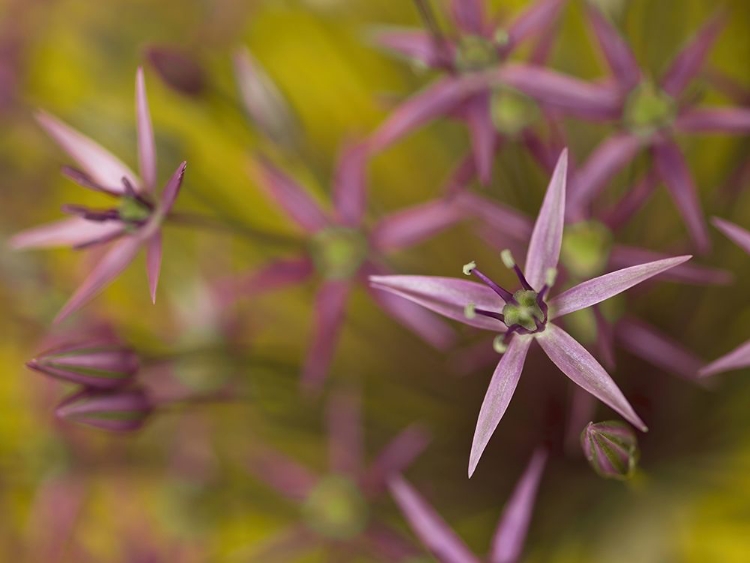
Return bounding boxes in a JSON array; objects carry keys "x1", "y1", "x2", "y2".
[{"x1": 581, "y1": 421, "x2": 640, "y2": 480}]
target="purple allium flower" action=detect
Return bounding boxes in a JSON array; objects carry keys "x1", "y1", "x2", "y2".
[
  {"x1": 581, "y1": 421, "x2": 639, "y2": 480},
  {"x1": 145, "y1": 44, "x2": 207, "y2": 97},
  {"x1": 370, "y1": 150, "x2": 692, "y2": 475},
  {"x1": 222, "y1": 145, "x2": 464, "y2": 390},
  {"x1": 699, "y1": 218, "x2": 750, "y2": 377},
  {"x1": 370, "y1": 0, "x2": 566, "y2": 184},
  {"x1": 10, "y1": 68, "x2": 187, "y2": 322},
  {"x1": 27, "y1": 337, "x2": 139, "y2": 389},
  {"x1": 55, "y1": 386, "x2": 153, "y2": 432},
  {"x1": 389, "y1": 448, "x2": 547, "y2": 563},
  {"x1": 243, "y1": 390, "x2": 430, "y2": 560}
]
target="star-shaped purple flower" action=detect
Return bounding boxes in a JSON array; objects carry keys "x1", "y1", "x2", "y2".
[
  {"x1": 370, "y1": 150, "x2": 692, "y2": 475},
  {"x1": 10, "y1": 68, "x2": 187, "y2": 322}
]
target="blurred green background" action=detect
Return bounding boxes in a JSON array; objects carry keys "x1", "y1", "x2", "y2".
[{"x1": 1, "y1": 0, "x2": 749, "y2": 561}]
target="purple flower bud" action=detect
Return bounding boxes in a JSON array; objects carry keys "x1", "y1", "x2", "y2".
[
  {"x1": 145, "y1": 45, "x2": 207, "y2": 97},
  {"x1": 27, "y1": 339, "x2": 140, "y2": 389},
  {"x1": 581, "y1": 421, "x2": 639, "y2": 480},
  {"x1": 55, "y1": 387, "x2": 153, "y2": 432}
]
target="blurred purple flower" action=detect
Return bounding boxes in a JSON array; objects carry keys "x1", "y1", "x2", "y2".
[
  {"x1": 370, "y1": 0, "x2": 566, "y2": 184},
  {"x1": 581, "y1": 420, "x2": 639, "y2": 480},
  {"x1": 55, "y1": 386, "x2": 153, "y2": 432},
  {"x1": 10, "y1": 68, "x2": 187, "y2": 322},
  {"x1": 700, "y1": 218, "x2": 750, "y2": 377},
  {"x1": 371, "y1": 151, "x2": 692, "y2": 475},
  {"x1": 220, "y1": 145, "x2": 465, "y2": 390},
  {"x1": 389, "y1": 447, "x2": 547, "y2": 563},
  {"x1": 145, "y1": 44, "x2": 207, "y2": 97},
  {"x1": 27, "y1": 336, "x2": 139, "y2": 389},
  {"x1": 243, "y1": 390, "x2": 430, "y2": 561}
]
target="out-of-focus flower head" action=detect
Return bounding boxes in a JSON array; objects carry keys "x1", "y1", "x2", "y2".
[
  {"x1": 389, "y1": 448, "x2": 547, "y2": 563},
  {"x1": 10, "y1": 68, "x2": 187, "y2": 322},
  {"x1": 581, "y1": 420, "x2": 639, "y2": 480},
  {"x1": 243, "y1": 389, "x2": 431, "y2": 560},
  {"x1": 55, "y1": 386, "x2": 154, "y2": 433},
  {"x1": 371, "y1": 151, "x2": 692, "y2": 475}
]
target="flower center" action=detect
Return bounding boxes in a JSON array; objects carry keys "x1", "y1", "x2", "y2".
[
  {"x1": 490, "y1": 88, "x2": 539, "y2": 136},
  {"x1": 310, "y1": 227, "x2": 369, "y2": 280},
  {"x1": 623, "y1": 81, "x2": 676, "y2": 135},
  {"x1": 301, "y1": 475, "x2": 369, "y2": 540},
  {"x1": 561, "y1": 220, "x2": 613, "y2": 280},
  {"x1": 118, "y1": 196, "x2": 153, "y2": 225},
  {"x1": 502, "y1": 289, "x2": 545, "y2": 331},
  {"x1": 454, "y1": 35, "x2": 498, "y2": 72}
]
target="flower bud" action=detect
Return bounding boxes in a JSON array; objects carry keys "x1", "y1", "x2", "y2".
[
  {"x1": 27, "y1": 339, "x2": 139, "y2": 389},
  {"x1": 581, "y1": 421, "x2": 639, "y2": 480},
  {"x1": 145, "y1": 45, "x2": 207, "y2": 97},
  {"x1": 55, "y1": 387, "x2": 153, "y2": 432}
]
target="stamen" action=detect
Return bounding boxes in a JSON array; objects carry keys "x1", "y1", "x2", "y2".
[
  {"x1": 61, "y1": 167, "x2": 121, "y2": 197},
  {"x1": 412, "y1": 0, "x2": 453, "y2": 70},
  {"x1": 61, "y1": 205, "x2": 120, "y2": 222},
  {"x1": 501, "y1": 249, "x2": 533, "y2": 291},
  {"x1": 464, "y1": 303, "x2": 476, "y2": 319},
  {"x1": 492, "y1": 335, "x2": 507, "y2": 354},
  {"x1": 545, "y1": 268, "x2": 558, "y2": 289},
  {"x1": 121, "y1": 177, "x2": 137, "y2": 198},
  {"x1": 462, "y1": 261, "x2": 514, "y2": 303}
]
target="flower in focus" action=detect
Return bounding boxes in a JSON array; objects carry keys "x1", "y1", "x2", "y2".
[
  {"x1": 581, "y1": 420, "x2": 639, "y2": 480},
  {"x1": 370, "y1": 0, "x2": 566, "y2": 184},
  {"x1": 389, "y1": 448, "x2": 547, "y2": 563},
  {"x1": 371, "y1": 150, "x2": 692, "y2": 475},
  {"x1": 55, "y1": 386, "x2": 153, "y2": 432},
  {"x1": 243, "y1": 390, "x2": 431, "y2": 560},
  {"x1": 10, "y1": 68, "x2": 187, "y2": 322},
  {"x1": 700, "y1": 218, "x2": 750, "y2": 377}
]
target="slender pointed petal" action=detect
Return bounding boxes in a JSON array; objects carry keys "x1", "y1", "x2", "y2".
[
  {"x1": 333, "y1": 143, "x2": 369, "y2": 227},
  {"x1": 569, "y1": 133, "x2": 643, "y2": 212},
  {"x1": 145, "y1": 232, "x2": 162, "y2": 304},
  {"x1": 506, "y1": 0, "x2": 565, "y2": 53},
  {"x1": 156, "y1": 161, "x2": 187, "y2": 219},
  {"x1": 369, "y1": 28, "x2": 443, "y2": 67},
  {"x1": 443, "y1": 152, "x2": 479, "y2": 197},
  {"x1": 700, "y1": 339, "x2": 750, "y2": 377},
  {"x1": 362, "y1": 524, "x2": 422, "y2": 561},
  {"x1": 652, "y1": 140, "x2": 710, "y2": 253},
  {"x1": 525, "y1": 149, "x2": 567, "y2": 289},
  {"x1": 9, "y1": 217, "x2": 125, "y2": 250},
  {"x1": 609, "y1": 244, "x2": 732, "y2": 285},
  {"x1": 499, "y1": 64, "x2": 622, "y2": 121},
  {"x1": 55, "y1": 236, "x2": 144, "y2": 323},
  {"x1": 469, "y1": 338, "x2": 532, "y2": 477},
  {"x1": 465, "y1": 93, "x2": 497, "y2": 185},
  {"x1": 301, "y1": 280, "x2": 352, "y2": 390},
  {"x1": 712, "y1": 217, "x2": 750, "y2": 255},
  {"x1": 135, "y1": 67, "x2": 157, "y2": 191},
  {"x1": 550, "y1": 255, "x2": 691, "y2": 318},
  {"x1": 675, "y1": 107, "x2": 750, "y2": 134},
  {"x1": 449, "y1": 0, "x2": 486, "y2": 35},
  {"x1": 362, "y1": 424, "x2": 431, "y2": 495},
  {"x1": 455, "y1": 192, "x2": 533, "y2": 243},
  {"x1": 601, "y1": 169, "x2": 660, "y2": 231},
  {"x1": 369, "y1": 275, "x2": 505, "y2": 331},
  {"x1": 371, "y1": 200, "x2": 467, "y2": 252},
  {"x1": 660, "y1": 14, "x2": 725, "y2": 97},
  {"x1": 490, "y1": 448, "x2": 547, "y2": 563},
  {"x1": 327, "y1": 390, "x2": 363, "y2": 476},
  {"x1": 388, "y1": 476, "x2": 482, "y2": 563},
  {"x1": 246, "y1": 446, "x2": 319, "y2": 501},
  {"x1": 217, "y1": 257, "x2": 313, "y2": 306},
  {"x1": 616, "y1": 317, "x2": 703, "y2": 380},
  {"x1": 252, "y1": 156, "x2": 329, "y2": 233},
  {"x1": 35, "y1": 110, "x2": 138, "y2": 192},
  {"x1": 585, "y1": 5, "x2": 641, "y2": 90},
  {"x1": 537, "y1": 324, "x2": 646, "y2": 430}
]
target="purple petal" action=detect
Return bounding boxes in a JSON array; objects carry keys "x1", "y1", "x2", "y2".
[
  {"x1": 55, "y1": 236, "x2": 144, "y2": 323},
  {"x1": 675, "y1": 107, "x2": 750, "y2": 134},
  {"x1": 569, "y1": 133, "x2": 643, "y2": 213},
  {"x1": 252, "y1": 156, "x2": 330, "y2": 233},
  {"x1": 362, "y1": 424, "x2": 431, "y2": 495},
  {"x1": 489, "y1": 448, "x2": 547, "y2": 563},
  {"x1": 145, "y1": 232, "x2": 162, "y2": 304},
  {"x1": 371, "y1": 199, "x2": 467, "y2": 252},
  {"x1": 135, "y1": 67, "x2": 157, "y2": 191},
  {"x1": 327, "y1": 390, "x2": 363, "y2": 476},
  {"x1": 616, "y1": 317, "x2": 703, "y2": 380},
  {"x1": 700, "y1": 339, "x2": 750, "y2": 377},
  {"x1": 246, "y1": 445, "x2": 319, "y2": 501},
  {"x1": 521, "y1": 129, "x2": 560, "y2": 174},
  {"x1": 35, "y1": 110, "x2": 138, "y2": 192},
  {"x1": 369, "y1": 275, "x2": 505, "y2": 331},
  {"x1": 525, "y1": 149, "x2": 568, "y2": 289},
  {"x1": 362, "y1": 524, "x2": 422, "y2": 561},
  {"x1": 550, "y1": 255, "x2": 691, "y2": 318},
  {"x1": 216, "y1": 257, "x2": 313, "y2": 306},
  {"x1": 455, "y1": 191, "x2": 534, "y2": 243},
  {"x1": 609, "y1": 244, "x2": 732, "y2": 285},
  {"x1": 388, "y1": 476, "x2": 481, "y2": 563},
  {"x1": 652, "y1": 140, "x2": 710, "y2": 253},
  {"x1": 499, "y1": 64, "x2": 622, "y2": 121},
  {"x1": 301, "y1": 280, "x2": 352, "y2": 391},
  {"x1": 443, "y1": 152, "x2": 479, "y2": 197},
  {"x1": 9, "y1": 217, "x2": 125, "y2": 250},
  {"x1": 449, "y1": 0, "x2": 486, "y2": 35},
  {"x1": 506, "y1": 0, "x2": 565, "y2": 53},
  {"x1": 660, "y1": 14, "x2": 725, "y2": 97},
  {"x1": 537, "y1": 324, "x2": 646, "y2": 430},
  {"x1": 333, "y1": 142, "x2": 369, "y2": 227},
  {"x1": 469, "y1": 337, "x2": 532, "y2": 477},
  {"x1": 156, "y1": 161, "x2": 187, "y2": 219},
  {"x1": 601, "y1": 169, "x2": 660, "y2": 231},
  {"x1": 585, "y1": 5, "x2": 641, "y2": 90},
  {"x1": 370, "y1": 28, "x2": 444, "y2": 67},
  {"x1": 712, "y1": 217, "x2": 750, "y2": 255},
  {"x1": 465, "y1": 93, "x2": 497, "y2": 185}
]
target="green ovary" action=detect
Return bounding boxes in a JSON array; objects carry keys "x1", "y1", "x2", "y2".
[
  {"x1": 301, "y1": 475, "x2": 369, "y2": 540},
  {"x1": 561, "y1": 220, "x2": 614, "y2": 280},
  {"x1": 118, "y1": 197, "x2": 152, "y2": 224},
  {"x1": 503, "y1": 289, "x2": 544, "y2": 331},
  {"x1": 310, "y1": 227, "x2": 368, "y2": 279},
  {"x1": 454, "y1": 35, "x2": 498, "y2": 72},
  {"x1": 490, "y1": 88, "x2": 539, "y2": 136},
  {"x1": 623, "y1": 82, "x2": 675, "y2": 134}
]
